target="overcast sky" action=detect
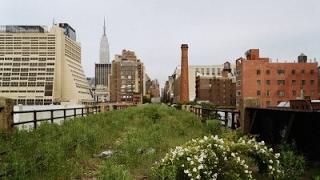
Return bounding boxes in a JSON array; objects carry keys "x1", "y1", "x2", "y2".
[{"x1": 1, "y1": 0, "x2": 320, "y2": 86}]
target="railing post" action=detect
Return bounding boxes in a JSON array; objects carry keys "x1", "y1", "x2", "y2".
[
  {"x1": 50, "y1": 110, "x2": 54, "y2": 123},
  {"x1": 33, "y1": 111, "x2": 37, "y2": 130},
  {"x1": 64, "y1": 109, "x2": 66, "y2": 120},
  {"x1": 87, "y1": 107, "x2": 89, "y2": 115},
  {"x1": 81, "y1": 108, "x2": 84, "y2": 116},
  {"x1": 74, "y1": 108, "x2": 76, "y2": 118},
  {"x1": 95, "y1": 106, "x2": 98, "y2": 114},
  {"x1": 224, "y1": 111, "x2": 228, "y2": 127},
  {"x1": 231, "y1": 112, "x2": 235, "y2": 129}
]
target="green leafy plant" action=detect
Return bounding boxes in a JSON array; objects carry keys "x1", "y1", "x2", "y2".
[{"x1": 277, "y1": 144, "x2": 305, "y2": 180}]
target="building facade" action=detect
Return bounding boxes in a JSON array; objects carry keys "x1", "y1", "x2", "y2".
[
  {"x1": 164, "y1": 63, "x2": 236, "y2": 103},
  {"x1": 236, "y1": 49, "x2": 319, "y2": 108},
  {"x1": 196, "y1": 62, "x2": 236, "y2": 106},
  {"x1": 146, "y1": 78, "x2": 160, "y2": 98},
  {"x1": 110, "y1": 50, "x2": 144, "y2": 104},
  {"x1": 0, "y1": 24, "x2": 93, "y2": 105}
]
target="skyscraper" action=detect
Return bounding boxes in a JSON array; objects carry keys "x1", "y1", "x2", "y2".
[
  {"x1": 99, "y1": 18, "x2": 109, "y2": 64},
  {"x1": 0, "y1": 24, "x2": 93, "y2": 105},
  {"x1": 94, "y1": 19, "x2": 112, "y2": 102}
]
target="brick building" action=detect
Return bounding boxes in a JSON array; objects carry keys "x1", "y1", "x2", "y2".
[
  {"x1": 236, "y1": 49, "x2": 319, "y2": 108},
  {"x1": 145, "y1": 78, "x2": 160, "y2": 98},
  {"x1": 110, "y1": 50, "x2": 144, "y2": 104},
  {"x1": 196, "y1": 62, "x2": 236, "y2": 106}
]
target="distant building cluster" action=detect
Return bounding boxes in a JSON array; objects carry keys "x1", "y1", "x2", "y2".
[
  {"x1": 0, "y1": 21, "x2": 159, "y2": 105},
  {"x1": 163, "y1": 46, "x2": 319, "y2": 109}
]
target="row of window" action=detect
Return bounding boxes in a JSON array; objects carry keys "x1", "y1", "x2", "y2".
[
  {"x1": 0, "y1": 90, "x2": 44, "y2": 93},
  {"x1": 0, "y1": 52, "x2": 55, "y2": 56},
  {"x1": 0, "y1": 81, "x2": 52, "y2": 86},
  {"x1": 0, "y1": 57, "x2": 54, "y2": 61},
  {"x1": 255, "y1": 79, "x2": 315, "y2": 86},
  {"x1": 256, "y1": 90, "x2": 315, "y2": 97},
  {"x1": 195, "y1": 68, "x2": 236, "y2": 76},
  {"x1": 13, "y1": 99, "x2": 53, "y2": 105},
  {"x1": 236, "y1": 90, "x2": 315, "y2": 97},
  {"x1": 257, "y1": 69, "x2": 315, "y2": 75}
]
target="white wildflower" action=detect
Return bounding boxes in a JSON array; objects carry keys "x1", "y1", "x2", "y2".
[{"x1": 193, "y1": 167, "x2": 197, "y2": 172}]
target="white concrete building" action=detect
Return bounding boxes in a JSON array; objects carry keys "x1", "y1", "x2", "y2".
[{"x1": 0, "y1": 24, "x2": 93, "y2": 105}]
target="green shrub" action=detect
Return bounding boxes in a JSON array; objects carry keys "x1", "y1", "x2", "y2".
[{"x1": 278, "y1": 144, "x2": 305, "y2": 180}]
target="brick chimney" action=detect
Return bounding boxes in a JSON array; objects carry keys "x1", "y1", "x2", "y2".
[{"x1": 180, "y1": 44, "x2": 189, "y2": 103}]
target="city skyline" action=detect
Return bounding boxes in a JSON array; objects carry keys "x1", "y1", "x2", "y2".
[{"x1": 2, "y1": 0, "x2": 320, "y2": 86}]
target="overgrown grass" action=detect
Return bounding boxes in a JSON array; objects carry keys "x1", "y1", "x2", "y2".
[{"x1": 0, "y1": 104, "x2": 222, "y2": 179}]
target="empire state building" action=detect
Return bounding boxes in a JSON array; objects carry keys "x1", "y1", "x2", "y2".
[
  {"x1": 95, "y1": 18, "x2": 111, "y2": 102},
  {"x1": 99, "y1": 18, "x2": 109, "y2": 63}
]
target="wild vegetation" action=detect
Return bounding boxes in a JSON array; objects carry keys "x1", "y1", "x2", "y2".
[{"x1": 0, "y1": 104, "x2": 317, "y2": 179}]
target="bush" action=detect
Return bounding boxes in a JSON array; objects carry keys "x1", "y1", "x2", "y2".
[
  {"x1": 278, "y1": 144, "x2": 305, "y2": 180},
  {"x1": 152, "y1": 135, "x2": 284, "y2": 180}
]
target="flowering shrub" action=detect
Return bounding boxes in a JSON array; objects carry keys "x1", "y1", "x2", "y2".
[{"x1": 152, "y1": 135, "x2": 283, "y2": 180}]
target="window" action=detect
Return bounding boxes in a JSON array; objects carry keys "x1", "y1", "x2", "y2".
[
  {"x1": 277, "y1": 69, "x2": 285, "y2": 75},
  {"x1": 278, "y1": 90, "x2": 285, "y2": 97},
  {"x1": 266, "y1": 70, "x2": 270, "y2": 75},
  {"x1": 292, "y1": 80, "x2": 296, "y2": 85},
  {"x1": 257, "y1": 80, "x2": 261, "y2": 86},
  {"x1": 256, "y1": 70, "x2": 261, "y2": 75},
  {"x1": 292, "y1": 70, "x2": 296, "y2": 74},
  {"x1": 292, "y1": 90, "x2": 296, "y2": 96},
  {"x1": 211, "y1": 68, "x2": 215, "y2": 75},
  {"x1": 311, "y1": 80, "x2": 314, "y2": 85},
  {"x1": 266, "y1": 80, "x2": 270, "y2": 85},
  {"x1": 277, "y1": 80, "x2": 285, "y2": 85},
  {"x1": 236, "y1": 80, "x2": 241, "y2": 86},
  {"x1": 257, "y1": 90, "x2": 261, "y2": 96},
  {"x1": 301, "y1": 69, "x2": 305, "y2": 74},
  {"x1": 236, "y1": 90, "x2": 241, "y2": 96},
  {"x1": 266, "y1": 90, "x2": 270, "y2": 96},
  {"x1": 301, "y1": 80, "x2": 306, "y2": 86},
  {"x1": 310, "y1": 70, "x2": 314, "y2": 75},
  {"x1": 206, "y1": 68, "x2": 209, "y2": 75}
]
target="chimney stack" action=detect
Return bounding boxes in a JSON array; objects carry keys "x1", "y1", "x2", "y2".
[{"x1": 180, "y1": 44, "x2": 189, "y2": 103}]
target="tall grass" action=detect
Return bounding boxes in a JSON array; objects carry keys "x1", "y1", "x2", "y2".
[{"x1": 0, "y1": 104, "x2": 217, "y2": 179}]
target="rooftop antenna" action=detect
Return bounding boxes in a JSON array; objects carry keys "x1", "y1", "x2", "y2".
[{"x1": 103, "y1": 17, "x2": 106, "y2": 36}]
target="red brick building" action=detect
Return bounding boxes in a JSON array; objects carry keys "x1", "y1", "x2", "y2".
[
  {"x1": 196, "y1": 62, "x2": 236, "y2": 107},
  {"x1": 236, "y1": 49, "x2": 319, "y2": 108}
]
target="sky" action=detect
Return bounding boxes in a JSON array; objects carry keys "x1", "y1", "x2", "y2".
[{"x1": 1, "y1": 0, "x2": 320, "y2": 87}]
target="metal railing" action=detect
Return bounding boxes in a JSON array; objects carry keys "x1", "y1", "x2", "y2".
[
  {"x1": 189, "y1": 106, "x2": 240, "y2": 129},
  {"x1": 12, "y1": 106, "x2": 101, "y2": 130}
]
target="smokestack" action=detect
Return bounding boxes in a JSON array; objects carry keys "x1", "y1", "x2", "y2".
[{"x1": 180, "y1": 44, "x2": 189, "y2": 103}]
